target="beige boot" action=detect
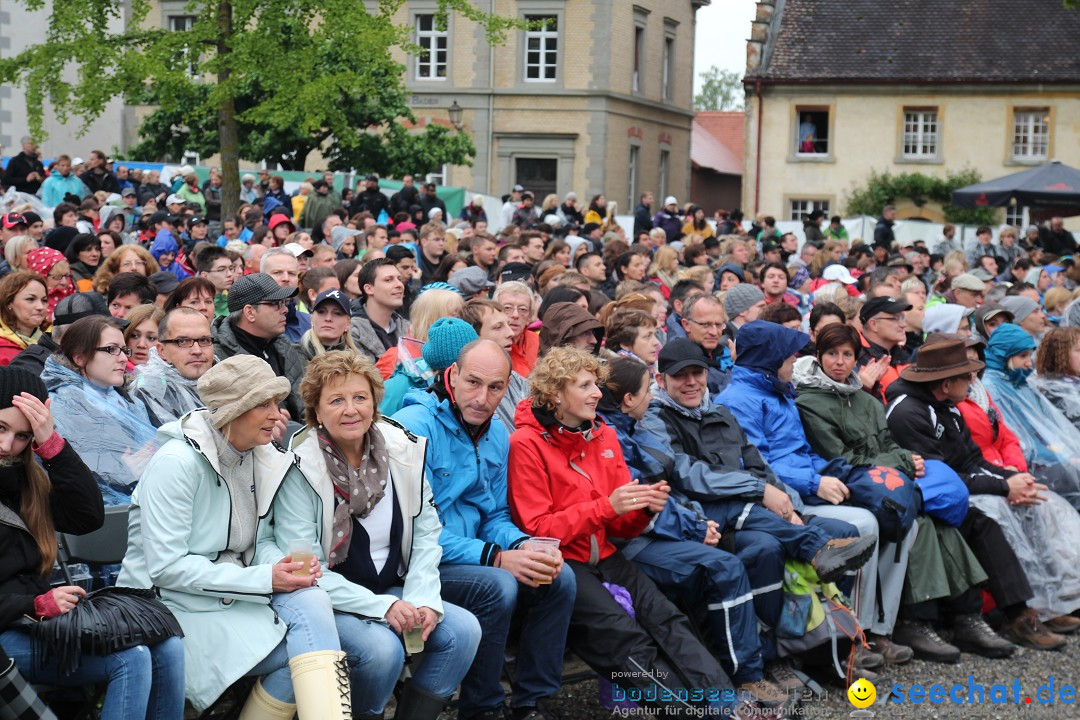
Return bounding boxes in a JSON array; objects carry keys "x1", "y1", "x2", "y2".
[
  {"x1": 238, "y1": 679, "x2": 297, "y2": 720},
  {"x1": 288, "y1": 650, "x2": 351, "y2": 720}
]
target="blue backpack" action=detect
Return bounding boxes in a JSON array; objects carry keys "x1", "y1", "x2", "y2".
[{"x1": 807, "y1": 458, "x2": 921, "y2": 548}]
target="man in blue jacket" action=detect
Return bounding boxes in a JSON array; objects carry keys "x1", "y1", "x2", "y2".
[{"x1": 394, "y1": 340, "x2": 576, "y2": 720}]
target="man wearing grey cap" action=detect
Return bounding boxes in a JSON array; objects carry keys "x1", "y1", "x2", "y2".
[
  {"x1": 997, "y1": 295, "x2": 1047, "y2": 339},
  {"x1": 721, "y1": 283, "x2": 766, "y2": 344},
  {"x1": 947, "y1": 273, "x2": 987, "y2": 308},
  {"x1": 449, "y1": 266, "x2": 495, "y2": 300},
  {"x1": 211, "y1": 272, "x2": 306, "y2": 420}
]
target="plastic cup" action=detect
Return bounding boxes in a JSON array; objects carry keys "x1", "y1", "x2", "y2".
[
  {"x1": 524, "y1": 537, "x2": 560, "y2": 585},
  {"x1": 289, "y1": 540, "x2": 316, "y2": 577},
  {"x1": 403, "y1": 623, "x2": 424, "y2": 654}
]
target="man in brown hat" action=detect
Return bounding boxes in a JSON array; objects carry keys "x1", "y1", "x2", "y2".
[{"x1": 885, "y1": 339, "x2": 1067, "y2": 654}]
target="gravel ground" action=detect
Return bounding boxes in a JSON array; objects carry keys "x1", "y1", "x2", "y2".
[{"x1": 428, "y1": 632, "x2": 1080, "y2": 719}]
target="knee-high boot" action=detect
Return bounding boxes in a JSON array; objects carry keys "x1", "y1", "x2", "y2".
[
  {"x1": 0, "y1": 658, "x2": 58, "y2": 720},
  {"x1": 289, "y1": 650, "x2": 351, "y2": 720},
  {"x1": 237, "y1": 679, "x2": 296, "y2": 720},
  {"x1": 393, "y1": 680, "x2": 450, "y2": 720}
]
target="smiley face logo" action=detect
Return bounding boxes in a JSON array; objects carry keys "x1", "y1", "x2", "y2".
[{"x1": 848, "y1": 678, "x2": 876, "y2": 708}]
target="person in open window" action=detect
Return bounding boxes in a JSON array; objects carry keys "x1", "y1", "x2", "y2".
[{"x1": 798, "y1": 114, "x2": 818, "y2": 153}]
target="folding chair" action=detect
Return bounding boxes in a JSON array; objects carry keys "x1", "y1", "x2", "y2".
[{"x1": 58, "y1": 504, "x2": 130, "y2": 584}]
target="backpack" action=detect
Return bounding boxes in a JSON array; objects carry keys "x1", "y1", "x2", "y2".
[
  {"x1": 807, "y1": 458, "x2": 920, "y2": 549},
  {"x1": 915, "y1": 459, "x2": 970, "y2": 527},
  {"x1": 776, "y1": 560, "x2": 865, "y2": 686}
]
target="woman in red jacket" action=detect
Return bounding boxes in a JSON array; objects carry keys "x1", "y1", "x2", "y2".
[{"x1": 508, "y1": 347, "x2": 748, "y2": 717}]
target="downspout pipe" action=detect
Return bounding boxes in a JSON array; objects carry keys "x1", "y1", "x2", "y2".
[{"x1": 754, "y1": 79, "x2": 763, "y2": 216}]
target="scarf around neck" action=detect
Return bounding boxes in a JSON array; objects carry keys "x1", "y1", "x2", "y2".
[{"x1": 318, "y1": 423, "x2": 389, "y2": 567}]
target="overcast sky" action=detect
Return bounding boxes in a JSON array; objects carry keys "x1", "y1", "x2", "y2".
[{"x1": 693, "y1": 0, "x2": 757, "y2": 94}]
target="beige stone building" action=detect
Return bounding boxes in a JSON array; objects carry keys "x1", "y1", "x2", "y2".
[
  {"x1": 742, "y1": 0, "x2": 1080, "y2": 228},
  {"x1": 377, "y1": 0, "x2": 709, "y2": 205}
]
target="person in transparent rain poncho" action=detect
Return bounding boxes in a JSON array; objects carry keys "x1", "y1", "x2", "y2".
[
  {"x1": 1029, "y1": 327, "x2": 1080, "y2": 433},
  {"x1": 41, "y1": 315, "x2": 159, "y2": 504},
  {"x1": 956, "y1": 327, "x2": 1080, "y2": 622}
]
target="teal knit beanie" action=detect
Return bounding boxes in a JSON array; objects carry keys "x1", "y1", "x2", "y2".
[{"x1": 422, "y1": 317, "x2": 479, "y2": 371}]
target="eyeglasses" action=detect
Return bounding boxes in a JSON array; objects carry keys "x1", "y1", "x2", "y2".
[
  {"x1": 48, "y1": 273, "x2": 73, "y2": 281},
  {"x1": 256, "y1": 299, "x2": 288, "y2": 310},
  {"x1": 96, "y1": 345, "x2": 132, "y2": 357},
  {"x1": 160, "y1": 336, "x2": 214, "y2": 348},
  {"x1": 501, "y1": 305, "x2": 530, "y2": 317},
  {"x1": 207, "y1": 265, "x2": 236, "y2": 275},
  {"x1": 119, "y1": 260, "x2": 147, "y2": 271},
  {"x1": 686, "y1": 318, "x2": 727, "y2": 331}
]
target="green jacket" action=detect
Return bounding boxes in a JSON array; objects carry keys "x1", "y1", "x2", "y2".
[
  {"x1": 268, "y1": 421, "x2": 444, "y2": 619},
  {"x1": 117, "y1": 411, "x2": 298, "y2": 710},
  {"x1": 792, "y1": 356, "x2": 916, "y2": 477}
]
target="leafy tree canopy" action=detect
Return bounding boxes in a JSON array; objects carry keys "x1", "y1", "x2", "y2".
[
  {"x1": 845, "y1": 169, "x2": 1001, "y2": 226},
  {"x1": 693, "y1": 66, "x2": 744, "y2": 112}
]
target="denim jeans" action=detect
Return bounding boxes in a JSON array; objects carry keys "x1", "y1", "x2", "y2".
[
  {"x1": 0, "y1": 630, "x2": 184, "y2": 720},
  {"x1": 439, "y1": 563, "x2": 576, "y2": 716},
  {"x1": 246, "y1": 586, "x2": 341, "y2": 703},
  {"x1": 336, "y1": 587, "x2": 481, "y2": 714}
]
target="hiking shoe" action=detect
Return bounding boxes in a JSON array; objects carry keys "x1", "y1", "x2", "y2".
[
  {"x1": 892, "y1": 619, "x2": 960, "y2": 663},
  {"x1": 951, "y1": 614, "x2": 1016, "y2": 659},
  {"x1": 739, "y1": 677, "x2": 789, "y2": 708},
  {"x1": 851, "y1": 644, "x2": 884, "y2": 670},
  {"x1": 1044, "y1": 614, "x2": 1080, "y2": 634},
  {"x1": 810, "y1": 535, "x2": 878, "y2": 583},
  {"x1": 464, "y1": 707, "x2": 508, "y2": 720},
  {"x1": 999, "y1": 609, "x2": 1067, "y2": 651},
  {"x1": 765, "y1": 661, "x2": 805, "y2": 694},
  {"x1": 840, "y1": 661, "x2": 879, "y2": 684},
  {"x1": 866, "y1": 633, "x2": 914, "y2": 664}
]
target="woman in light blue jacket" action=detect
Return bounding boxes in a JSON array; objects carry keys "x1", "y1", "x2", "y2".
[
  {"x1": 266, "y1": 351, "x2": 480, "y2": 720},
  {"x1": 118, "y1": 356, "x2": 351, "y2": 719}
]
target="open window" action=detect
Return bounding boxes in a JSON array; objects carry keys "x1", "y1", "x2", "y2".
[{"x1": 794, "y1": 108, "x2": 829, "y2": 156}]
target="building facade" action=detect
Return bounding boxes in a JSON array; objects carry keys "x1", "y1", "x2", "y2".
[
  {"x1": 380, "y1": 0, "x2": 708, "y2": 205},
  {"x1": 742, "y1": 0, "x2": 1080, "y2": 227}
]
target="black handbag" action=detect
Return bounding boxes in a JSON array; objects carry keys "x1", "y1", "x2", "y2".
[{"x1": 30, "y1": 586, "x2": 184, "y2": 676}]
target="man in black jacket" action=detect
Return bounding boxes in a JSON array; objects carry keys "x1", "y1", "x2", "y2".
[
  {"x1": 389, "y1": 175, "x2": 419, "y2": 217},
  {"x1": 633, "y1": 192, "x2": 653, "y2": 239},
  {"x1": 77, "y1": 150, "x2": 120, "y2": 195},
  {"x1": 885, "y1": 339, "x2": 1069, "y2": 654},
  {"x1": 349, "y1": 175, "x2": 391, "y2": 219},
  {"x1": 1, "y1": 137, "x2": 45, "y2": 195},
  {"x1": 873, "y1": 205, "x2": 896, "y2": 252}
]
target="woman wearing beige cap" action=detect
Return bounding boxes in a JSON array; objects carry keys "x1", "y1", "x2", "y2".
[{"x1": 118, "y1": 355, "x2": 352, "y2": 719}]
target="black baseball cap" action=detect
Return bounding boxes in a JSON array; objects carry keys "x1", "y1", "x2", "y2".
[
  {"x1": 187, "y1": 215, "x2": 207, "y2": 227},
  {"x1": 53, "y1": 292, "x2": 110, "y2": 326},
  {"x1": 859, "y1": 296, "x2": 913, "y2": 325},
  {"x1": 227, "y1": 273, "x2": 298, "y2": 313},
  {"x1": 499, "y1": 262, "x2": 532, "y2": 283},
  {"x1": 658, "y1": 338, "x2": 710, "y2": 376},
  {"x1": 761, "y1": 239, "x2": 781, "y2": 254}
]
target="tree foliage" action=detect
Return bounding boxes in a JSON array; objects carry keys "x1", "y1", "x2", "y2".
[
  {"x1": 0, "y1": 0, "x2": 515, "y2": 216},
  {"x1": 845, "y1": 169, "x2": 1001, "y2": 225},
  {"x1": 693, "y1": 66, "x2": 744, "y2": 111}
]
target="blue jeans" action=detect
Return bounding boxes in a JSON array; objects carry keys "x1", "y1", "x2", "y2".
[
  {"x1": 336, "y1": 588, "x2": 481, "y2": 714},
  {"x1": 0, "y1": 630, "x2": 184, "y2": 720},
  {"x1": 439, "y1": 564, "x2": 576, "y2": 716},
  {"x1": 246, "y1": 587, "x2": 341, "y2": 703}
]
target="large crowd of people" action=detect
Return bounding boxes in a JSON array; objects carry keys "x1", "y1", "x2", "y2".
[{"x1": 3, "y1": 143, "x2": 1080, "y2": 720}]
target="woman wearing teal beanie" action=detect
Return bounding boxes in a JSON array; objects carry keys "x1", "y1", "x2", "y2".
[{"x1": 379, "y1": 317, "x2": 478, "y2": 416}]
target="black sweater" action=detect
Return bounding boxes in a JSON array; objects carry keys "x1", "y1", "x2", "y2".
[{"x1": 0, "y1": 440, "x2": 102, "y2": 630}]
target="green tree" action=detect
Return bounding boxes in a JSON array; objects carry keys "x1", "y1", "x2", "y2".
[
  {"x1": 844, "y1": 169, "x2": 1000, "y2": 225},
  {"x1": 0, "y1": 0, "x2": 517, "y2": 218},
  {"x1": 693, "y1": 66, "x2": 744, "y2": 111}
]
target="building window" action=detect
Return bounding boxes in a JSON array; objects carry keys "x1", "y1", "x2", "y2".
[
  {"x1": 658, "y1": 150, "x2": 669, "y2": 202},
  {"x1": 1012, "y1": 109, "x2": 1049, "y2": 161},
  {"x1": 415, "y1": 15, "x2": 448, "y2": 80},
  {"x1": 1005, "y1": 204, "x2": 1026, "y2": 228},
  {"x1": 902, "y1": 109, "x2": 938, "y2": 159},
  {"x1": 661, "y1": 37, "x2": 674, "y2": 100},
  {"x1": 168, "y1": 15, "x2": 199, "y2": 77},
  {"x1": 632, "y1": 26, "x2": 644, "y2": 93},
  {"x1": 795, "y1": 108, "x2": 829, "y2": 155},
  {"x1": 516, "y1": 158, "x2": 558, "y2": 199},
  {"x1": 425, "y1": 164, "x2": 448, "y2": 187},
  {"x1": 627, "y1": 145, "x2": 641, "y2": 209},
  {"x1": 788, "y1": 199, "x2": 829, "y2": 222},
  {"x1": 524, "y1": 16, "x2": 558, "y2": 82}
]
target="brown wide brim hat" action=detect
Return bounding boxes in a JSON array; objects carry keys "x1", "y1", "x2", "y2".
[{"x1": 899, "y1": 339, "x2": 985, "y2": 383}]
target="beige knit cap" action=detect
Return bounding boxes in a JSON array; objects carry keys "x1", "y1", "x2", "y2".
[{"x1": 197, "y1": 355, "x2": 291, "y2": 429}]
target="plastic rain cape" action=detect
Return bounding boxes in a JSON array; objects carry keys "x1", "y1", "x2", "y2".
[
  {"x1": 41, "y1": 355, "x2": 160, "y2": 505},
  {"x1": 982, "y1": 367, "x2": 1080, "y2": 512},
  {"x1": 969, "y1": 493, "x2": 1080, "y2": 620},
  {"x1": 129, "y1": 347, "x2": 205, "y2": 428},
  {"x1": 1028, "y1": 372, "x2": 1080, "y2": 433}
]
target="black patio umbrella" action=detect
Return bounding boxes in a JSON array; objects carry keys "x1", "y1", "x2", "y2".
[{"x1": 951, "y1": 161, "x2": 1080, "y2": 212}]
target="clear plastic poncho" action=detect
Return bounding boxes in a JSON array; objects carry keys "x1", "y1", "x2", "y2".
[
  {"x1": 129, "y1": 347, "x2": 205, "y2": 428},
  {"x1": 42, "y1": 355, "x2": 160, "y2": 505},
  {"x1": 983, "y1": 324, "x2": 1080, "y2": 511},
  {"x1": 1028, "y1": 372, "x2": 1080, "y2": 433},
  {"x1": 969, "y1": 494, "x2": 1080, "y2": 620}
]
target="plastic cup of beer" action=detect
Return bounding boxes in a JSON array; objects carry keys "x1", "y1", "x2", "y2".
[
  {"x1": 289, "y1": 540, "x2": 316, "y2": 577},
  {"x1": 524, "y1": 537, "x2": 560, "y2": 585},
  {"x1": 403, "y1": 623, "x2": 424, "y2": 654}
]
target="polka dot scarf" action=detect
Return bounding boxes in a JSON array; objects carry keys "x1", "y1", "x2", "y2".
[
  {"x1": 25, "y1": 247, "x2": 74, "y2": 320},
  {"x1": 318, "y1": 424, "x2": 388, "y2": 567}
]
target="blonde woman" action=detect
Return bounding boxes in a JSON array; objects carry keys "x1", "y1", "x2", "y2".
[
  {"x1": 648, "y1": 245, "x2": 680, "y2": 295},
  {"x1": 376, "y1": 287, "x2": 464, "y2": 380},
  {"x1": 123, "y1": 304, "x2": 165, "y2": 367},
  {"x1": 300, "y1": 290, "x2": 359, "y2": 361},
  {"x1": 92, "y1": 245, "x2": 159, "y2": 294},
  {"x1": 2, "y1": 234, "x2": 37, "y2": 275}
]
